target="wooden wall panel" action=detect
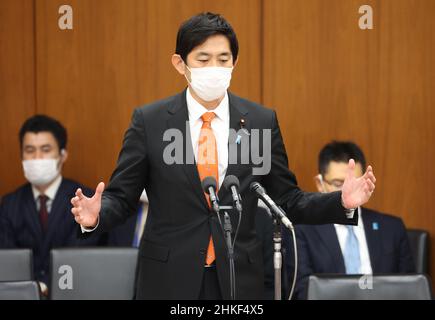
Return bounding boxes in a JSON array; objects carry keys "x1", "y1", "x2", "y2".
[
  {"x1": 263, "y1": 0, "x2": 435, "y2": 276},
  {"x1": 0, "y1": 0, "x2": 36, "y2": 195},
  {"x1": 2, "y1": 0, "x2": 435, "y2": 284},
  {"x1": 34, "y1": 0, "x2": 261, "y2": 190}
]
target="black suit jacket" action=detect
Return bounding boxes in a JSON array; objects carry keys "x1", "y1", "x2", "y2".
[
  {"x1": 284, "y1": 207, "x2": 415, "y2": 299},
  {"x1": 89, "y1": 89, "x2": 357, "y2": 299},
  {"x1": 0, "y1": 178, "x2": 103, "y2": 283}
]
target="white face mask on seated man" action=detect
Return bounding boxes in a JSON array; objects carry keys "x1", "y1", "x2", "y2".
[{"x1": 22, "y1": 153, "x2": 64, "y2": 187}]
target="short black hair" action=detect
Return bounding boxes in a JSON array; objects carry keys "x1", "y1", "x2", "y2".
[
  {"x1": 318, "y1": 141, "x2": 366, "y2": 175},
  {"x1": 175, "y1": 12, "x2": 239, "y2": 63},
  {"x1": 19, "y1": 114, "x2": 67, "y2": 151}
]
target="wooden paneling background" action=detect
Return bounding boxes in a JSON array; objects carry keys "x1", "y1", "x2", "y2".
[
  {"x1": 263, "y1": 0, "x2": 435, "y2": 252},
  {"x1": 1, "y1": 0, "x2": 434, "y2": 282},
  {"x1": 0, "y1": 0, "x2": 36, "y2": 192},
  {"x1": 34, "y1": 0, "x2": 262, "y2": 187}
]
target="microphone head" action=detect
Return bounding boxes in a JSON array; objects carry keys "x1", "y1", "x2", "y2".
[
  {"x1": 223, "y1": 175, "x2": 240, "y2": 190},
  {"x1": 202, "y1": 176, "x2": 217, "y2": 194},
  {"x1": 250, "y1": 181, "x2": 262, "y2": 193}
]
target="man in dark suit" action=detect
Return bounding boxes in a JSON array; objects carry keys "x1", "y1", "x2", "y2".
[
  {"x1": 0, "y1": 115, "x2": 102, "y2": 293},
  {"x1": 70, "y1": 13, "x2": 376, "y2": 300},
  {"x1": 284, "y1": 141, "x2": 415, "y2": 299}
]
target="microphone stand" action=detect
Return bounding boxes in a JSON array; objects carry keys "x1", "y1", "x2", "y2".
[
  {"x1": 262, "y1": 204, "x2": 289, "y2": 300},
  {"x1": 272, "y1": 217, "x2": 283, "y2": 300},
  {"x1": 250, "y1": 183, "x2": 298, "y2": 300},
  {"x1": 217, "y1": 205, "x2": 238, "y2": 300},
  {"x1": 222, "y1": 211, "x2": 236, "y2": 300},
  {"x1": 203, "y1": 176, "x2": 240, "y2": 300}
]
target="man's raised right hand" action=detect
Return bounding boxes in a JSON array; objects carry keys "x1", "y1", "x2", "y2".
[{"x1": 71, "y1": 182, "x2": 105, "y2": 228}]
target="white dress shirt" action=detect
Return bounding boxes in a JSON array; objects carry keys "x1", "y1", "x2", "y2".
[
  {"x1": 31, "y1": 175, "x2": 63, "y2": 213},
  {"x1": 186, "y1": 87, "x2": 230, "y2": 189},
  {"x1": 334, "y1": 207, "x2": 373, "y2": 274}
]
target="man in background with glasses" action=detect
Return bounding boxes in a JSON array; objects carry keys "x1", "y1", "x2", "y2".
[{"x1": 285, "y1": 141, "x2": 415, "y2": 299}]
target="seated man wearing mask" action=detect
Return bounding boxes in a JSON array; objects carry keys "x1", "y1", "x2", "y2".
[
  {"x1": 285, "y1": 141, "x2": 415, "y2": 299},
  {"x1": 0, "y1": 115, "x2": 102, "y2": 293}
]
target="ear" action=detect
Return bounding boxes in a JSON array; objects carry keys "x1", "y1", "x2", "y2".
[
  {"x1": 172, "y1": 54, "x2": 186, "y2": 75},
  {"x1": 60, "y1": 149, "x2": 68, "y2": 164},
  {"x1": 314, "y1": 174, "x2": 324, "y2": 193},
  {"x1": 233, "y1": 57, "x2": 238, "y2": 68}
]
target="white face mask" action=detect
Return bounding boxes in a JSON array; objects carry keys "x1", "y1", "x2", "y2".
[
  {"x1": 185, "y1": 65, "x2": 233, "y2": 101},
  {"x1": 22, "y1": 158, "x2": 61, "y2": 187}
]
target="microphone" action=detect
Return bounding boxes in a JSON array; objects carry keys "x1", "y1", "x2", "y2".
[
  {"x1": 202, "y1": 176, "x2": 220, "y2": 214},
  {"x1": 223, "y1": 212, "x2": 234, "y2": 256},
  {"x1": 223, "y1": 175, "x2": 242, "y2": 213},
  {"x1": 250, "y1": 182, "x2": 293, "y2": 230}
]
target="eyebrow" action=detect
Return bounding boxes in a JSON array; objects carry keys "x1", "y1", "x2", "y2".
[
  {"x1": 195, "y1": 52, "x2": 232, "y2": 57},
  {"x1": 23, "y1": 144, "x2": 53, "y2": 150}
]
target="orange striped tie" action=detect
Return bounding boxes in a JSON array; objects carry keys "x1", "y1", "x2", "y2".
[{"x1": 197, "y1": 112, "x2": 218, "y2": 266}]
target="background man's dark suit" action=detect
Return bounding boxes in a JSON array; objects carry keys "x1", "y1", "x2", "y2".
[
  {"x1": 0, "y1": 179, "x2": 101, "y2": 283},
  {"x1": 285, "y1": 207, "x2": 415, "y2": 299},
  {"x1": 106, "y1": 213, "x2": 138, "y2": 246},
  {"x1": 89, "y1": 89, "x2": 357, "y2": 299}
]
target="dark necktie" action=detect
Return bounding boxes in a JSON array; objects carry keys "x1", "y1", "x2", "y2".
[{"x1": 38, "y1": 195, "x2": 48, "y2": 232}]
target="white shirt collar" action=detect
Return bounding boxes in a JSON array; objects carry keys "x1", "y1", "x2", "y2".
[
  {"x1": 32, "y1": 175, "x2": 63, "y2": 202},
  {"x1": 186, "y1": 87, "x2": 229, "y2": 122}
]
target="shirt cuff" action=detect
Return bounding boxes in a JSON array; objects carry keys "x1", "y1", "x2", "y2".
[
  {"x1": 340, "y1": 194, "x2": 357, "y2": 219},
  {"x1": 80, "y1": 217, "x2": 99, "y2": 233},
  {"x1": 345, "y1": 208, "x2": 356, "y2": 219}
]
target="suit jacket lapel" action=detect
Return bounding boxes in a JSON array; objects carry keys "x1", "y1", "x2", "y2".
[
  {"x1": 167, "y1": 91, "x2": 250, "y2": 209},
  {"x1": 315, "y1": 224, "x2": 346, "y2": 273},
  {"x1": 22, "y1": 185, "x2": 43, "y2": 243},
  {"x1": 166, "y1": 89, "x2": 209, "y2": 211},
  {"x1": 362, "y1": 209, "x2": 381, "y2": 272},
  {"x1": 217, "y1": 93, "x2": 249, "y2": 200},
  {"x1": 44, "y1": 179, "x2": 68, "y2": 246}
]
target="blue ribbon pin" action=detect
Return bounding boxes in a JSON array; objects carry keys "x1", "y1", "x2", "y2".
[{"x1": 235, "y1": 135, "x2": 242, "y2": 144}]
